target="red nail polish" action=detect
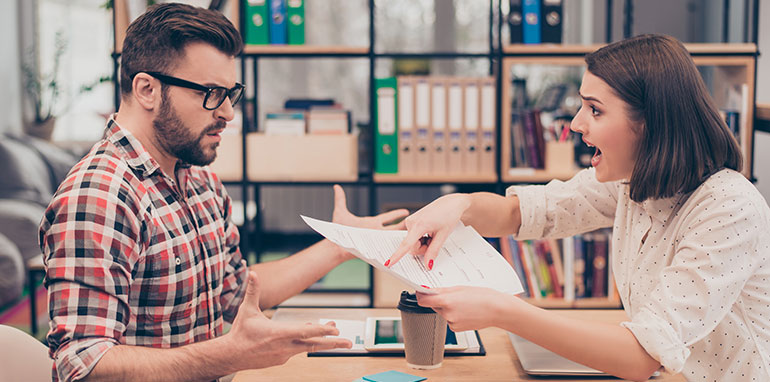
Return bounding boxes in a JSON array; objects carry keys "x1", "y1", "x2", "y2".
[
  {"x1": 421, "y1": 285, "x2": 431, "y2": 289},
  {"x1": 384, "y1": 260, "x2": 390, "y2": 267},
  {"x1": 428, "y1": 259, "x2": 434, "y2": 270}
]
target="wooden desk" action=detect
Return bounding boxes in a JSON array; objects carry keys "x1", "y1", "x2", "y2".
[{"x1": 233, "y1": 308, "x2": 684, "y2": 382}]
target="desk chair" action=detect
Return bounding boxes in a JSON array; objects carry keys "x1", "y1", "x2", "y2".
[{"x1": 0, "y1": 325, "x2": 52, "y2": 382}]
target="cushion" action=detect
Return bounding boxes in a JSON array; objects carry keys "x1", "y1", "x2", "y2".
[
  {"x1": 0, "y1": 134, "x2": 79, "y2": 206},
  {"x1": 0, "y1": 199, "x2": 46, "y2": 263}
]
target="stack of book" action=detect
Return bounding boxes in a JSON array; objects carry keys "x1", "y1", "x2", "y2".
[
  {"x1": 264, "y1": 98, "x2": 351, "y2": 135},
  {"x1": 508, "y1": 0, "x2": 563, "y2": 44}
]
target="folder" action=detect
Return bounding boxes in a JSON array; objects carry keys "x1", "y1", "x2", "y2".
[
  {"x1": 244, "y1": 0, "x2": 269, "y2": 45},
  {"x1": 541, "y1": 0, "x2": 562, "y2": 43},
  {"x1": 268, "y1": 0, "x2": 287, "y2": 44},
  {"x1": 430, "y1": 77, "x2": 449, "y2": 175},
  {"x1": 374, "y1": 77, "x2": 398, "y2": 174},
  {"x1": 462, "y1": 78, "x2": 480, "y2": 174},
  {"x1": 447, "y1": 80, "x2": 464, "y2": 174},
  {"x1": 509, "y1": 0, "x2": 523, "y2": 44},
  {"x1": 414, "y1": 77, "x2": 432, "y2": 174},
  {"x1": 522, "y1": 0, "x2": 541, "y2": 44},
  {"x1": 397, "y1": 77, "x2": 416, "y2": 175},
  {"x1": 286, "y1": 0, "x2": 305, "y2": 45},
  {"x1": 479, "y1": 78, "x2": 496, "y2": 175}
]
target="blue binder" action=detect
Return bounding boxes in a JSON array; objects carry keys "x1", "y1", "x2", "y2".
[
  {"x1": 269, "y1": 0, "x2": 287, "y2": 44},
  {"x1": 522, "y1": 0, "x2": 541, "y2": 44}
]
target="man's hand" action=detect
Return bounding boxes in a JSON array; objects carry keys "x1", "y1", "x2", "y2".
[
  {"x1": 331, "y1": 184, "x2": 409, "y2": 260},
  {"x1": 226, "y1": 271, "x2": 352, "y2": 370},
  {"x1": 332, "y1": 184, "x2": 409, "y2": 230}
]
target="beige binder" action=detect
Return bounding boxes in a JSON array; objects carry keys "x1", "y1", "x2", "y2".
[
  {"x1": 463, "y1": 78, "x2": 480, "y2": 174},
  {"x1": 479, "y1": 77, "x2": 496, "y2": 175},
  {"x1": 430, "y1": 77, "x2": 449, "y2": 175},
  {"x1": 447, "y1": 79, "x2": 464, "y2": 174},
  {"x1": 414, "y1": 77, "x2": 432, "y2": 174},
  {"x1": 397, "y1": 76, "x2": 416, "y2": 175}
]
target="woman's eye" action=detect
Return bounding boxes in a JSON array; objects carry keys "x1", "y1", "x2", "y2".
[{"x1": 590, "y1": 106, "x2": 600, "y2": 116}]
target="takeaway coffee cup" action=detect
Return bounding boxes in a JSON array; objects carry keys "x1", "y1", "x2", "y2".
[{"x1": 397, "y1": 291, "x2": 447, "y2": 369}]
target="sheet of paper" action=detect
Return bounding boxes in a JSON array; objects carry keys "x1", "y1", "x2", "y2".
[{"x1": 301, "y1": 216, "x2": 523, "y2": 295}]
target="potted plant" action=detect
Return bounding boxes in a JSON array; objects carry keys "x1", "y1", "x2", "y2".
[{"x1": 21, "y1": 31, "x2": 67, "y2": 140}]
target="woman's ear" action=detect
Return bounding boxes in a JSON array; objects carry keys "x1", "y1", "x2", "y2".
[{"x1": 132, "y1": 73, "x2": 160, "y2": 111}]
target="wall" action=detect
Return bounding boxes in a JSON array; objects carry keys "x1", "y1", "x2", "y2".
[
  {"x1": 0, "y1": 0, "x2": 22, "y2": 134},
  {"x1": 753, "y1": 1, "x2": 769, "y2": 201}
]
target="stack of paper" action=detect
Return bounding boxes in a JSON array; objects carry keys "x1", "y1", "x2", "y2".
[{"x1": 301, "y1": 216, "x2": 524, "y2": 295}]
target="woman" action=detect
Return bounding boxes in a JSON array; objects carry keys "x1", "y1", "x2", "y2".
[{"x1": 385, "y1": 34, "x2": 770, "y2": 381}]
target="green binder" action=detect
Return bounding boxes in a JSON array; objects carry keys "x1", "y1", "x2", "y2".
[
  {"x1": 287, "y1": 0, "x2": 305, "y2": 45},
  {"x1": 244, "y1": 0, "x2": 269, "y2": 45},
  {"x1": 374, "y1": 77, "x2": 398, "y2": 174}
]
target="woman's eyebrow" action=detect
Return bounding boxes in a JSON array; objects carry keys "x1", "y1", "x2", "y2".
[{"x1": 578, "y1": 91, "x2": 604, "y2": 105}]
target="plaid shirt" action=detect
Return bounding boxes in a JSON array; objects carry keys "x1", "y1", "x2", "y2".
[{"x1": 40, "y1": 119, "x2": 248, "y2": 382}]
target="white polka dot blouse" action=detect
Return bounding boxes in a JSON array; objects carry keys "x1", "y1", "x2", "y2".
[{"x1": 508, "y1": 167, "x2": 770, "y2": 381}]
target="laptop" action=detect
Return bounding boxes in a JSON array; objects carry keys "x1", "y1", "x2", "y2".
[{"x1": 508, "y1": 332, "x2": 609, "y2": 376}]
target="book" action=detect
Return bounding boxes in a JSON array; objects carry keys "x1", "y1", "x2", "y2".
[
  {"x1": 307, "y1": 108, "x2": 350, "y2": 134},
  {"x1": 264, "y1": 111, "x2": 305, "y2": 135}
]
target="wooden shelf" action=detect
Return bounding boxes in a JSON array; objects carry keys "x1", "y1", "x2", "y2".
[
  {"x1": 503, "y1": 43, "x2": 757, "y2": 56},
  {"x1": 242, "y1": 45, "x2": 369, "y2": 56},
  {"x1": 374, "y1": 173, "x2": 497, "y2": 184},
  {"x1": 502, "y1": 169, "x2": 580, "y2": 184},
  {"x1": 524, "y1": 297, "x2": 622, "y2": 309}
]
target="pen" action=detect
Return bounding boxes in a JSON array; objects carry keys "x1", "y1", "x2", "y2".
[{"x1": 558, "y1": 124, "x2": 570, "y2": 142}]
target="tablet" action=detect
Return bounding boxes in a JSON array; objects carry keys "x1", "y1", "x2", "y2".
[{"x1": 363, "y1": 317, "x2": 468, "y2": 352}]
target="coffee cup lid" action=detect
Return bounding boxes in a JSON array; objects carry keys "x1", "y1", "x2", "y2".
[{"x1": 397, "y1": 291, "x2": 436, "y2": 313}]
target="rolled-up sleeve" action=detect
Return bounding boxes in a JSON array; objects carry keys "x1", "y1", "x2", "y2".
[
  {"x1": 621, "y1": 189, "x2": 761, "y2": 374},
  {"x1": 506, "y1": 168, "x2": 618, "y2": 239},
  {"x1": 40, "y1": 164, "x2": 141, "y2": 382},
  {"x1": 217, "y1": 188, "x2": 247, "y2": 323}
]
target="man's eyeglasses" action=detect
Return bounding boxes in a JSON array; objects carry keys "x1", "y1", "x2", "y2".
[{"x1": 140, "y1": 71, "x2": 245, "y2": 111}]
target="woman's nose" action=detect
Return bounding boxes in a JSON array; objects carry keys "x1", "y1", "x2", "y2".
[{"x1": 570, "y1": 108, "x2": 586, "y2": 134}]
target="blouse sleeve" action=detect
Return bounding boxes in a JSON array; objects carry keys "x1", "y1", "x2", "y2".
[
  {"x1": 621, "y1": 187, "x2": 763, "y2": 373},
  {"x1": 506, "y1": 168, "x2": 619, "y2": 240}
]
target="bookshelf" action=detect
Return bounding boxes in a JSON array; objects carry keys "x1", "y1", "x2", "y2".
[
  {"x1": 110, "y1": 1, "x2": 759, "y2": 309},
  {"x1": 500, "y1": 43, "x2": 758, "y2": 182}
]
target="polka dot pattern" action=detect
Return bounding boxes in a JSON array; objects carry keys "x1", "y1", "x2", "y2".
[{"x1": 509, "y1": 168, "x2": 770, "y2": 381}]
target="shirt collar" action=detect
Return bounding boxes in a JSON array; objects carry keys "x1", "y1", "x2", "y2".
[
  {"x1": 104, "y1": 116, "x2": 163, "y2": 177},
  {"x1": 639, "y1": 192, "x2": 687, "y2": 224}
]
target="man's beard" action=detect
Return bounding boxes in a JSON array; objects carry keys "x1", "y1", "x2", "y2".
[{"x1": 152, "y1": 90, "x2": 225, "y2": 166}]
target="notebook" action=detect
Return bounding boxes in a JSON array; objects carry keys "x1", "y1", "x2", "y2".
[{"x1": 508, "y1": 332, "x2": 609, "y2": 376}]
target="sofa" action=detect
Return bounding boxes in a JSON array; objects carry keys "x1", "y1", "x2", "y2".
[{"x1": 0, "y1": 134, "x2": 81, "y2": 308}]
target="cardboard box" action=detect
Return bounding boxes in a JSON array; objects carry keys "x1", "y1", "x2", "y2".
[
  {"x1": 247, "y1": 133, "x2": 358, "y2": 181},
  {"x1": 209, "y1": 132, "x2": 243, "y2": 182}
]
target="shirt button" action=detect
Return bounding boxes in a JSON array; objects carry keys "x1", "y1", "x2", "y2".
[{"x1": 175, "y1": 257, "x2": 182, "y2": 265}]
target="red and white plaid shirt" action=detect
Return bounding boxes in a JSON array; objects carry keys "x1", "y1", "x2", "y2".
[{"x1": 40, "y1": 119, "x2": 248, "y2": 382}]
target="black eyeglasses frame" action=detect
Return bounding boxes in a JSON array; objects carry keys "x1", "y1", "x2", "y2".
[{"x1": 138, "y1": 71, "x2": 244, "y2": 111}]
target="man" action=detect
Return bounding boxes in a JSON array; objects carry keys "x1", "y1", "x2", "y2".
[{"x1": 39, "y1": 4, "x2": 407, "y2": 381}]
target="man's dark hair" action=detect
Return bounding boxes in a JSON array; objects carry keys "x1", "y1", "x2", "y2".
[
  {"x1": 119, "y1": 2, "x2": 243, "y2": 97},
  {"x1": 585, "y1": 34, "x2": 742, "y2": 202}
]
